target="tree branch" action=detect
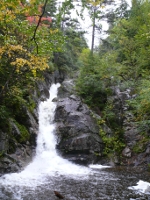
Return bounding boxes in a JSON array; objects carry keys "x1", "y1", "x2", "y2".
[{"x1": 31, "y1": 0, "x2": 48, "y2": 54}]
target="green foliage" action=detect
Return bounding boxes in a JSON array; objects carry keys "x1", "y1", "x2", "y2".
[
  {"x1": 109, "y1": 0, "x2": 150, "y2": 80},
  {"x1": 15, "y1": 122, "x2": 30, "y2": 143},
  {"x1": 99, "y1": 125, "x2": 125, "y2": 156},
  {"x1": 76, "y1": 49, "x2": 107, "y2": 110},
  {"x1": 76, "y1": 0, "x2": 150, "y2": 157},
  {"x1": 96, "y1": 0, "x2": 150, "y2": 129},
  {"x1": 0, "y1": 151, "x2": 4, "y2": 158},
  {"x1": 148, "y1": 163, "x2": 150, "y2": 171},
  {"x1": 0, "y1": 0, "x2": 67, "y2": 132},
  {"x1": 0, "y1": 105, "x2": 9, "y2": 121},
  {"x1": 102, "y1": 99, "x2": 119, "y2": 128},
  {"x1": 0, "y1": 67, "x2": 37, "y2": 127},
  {"x1": 54, "y1": 28, "x2": 88, "y2": 74},
  {"x1": 132, "y1": 135, "x2": 149, "y2": 153},
  {"x1": 127, "y1": 79, "x2": 150, "y2": 134}
]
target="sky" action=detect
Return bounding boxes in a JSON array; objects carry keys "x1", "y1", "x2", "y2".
[{"x1": 71, "y1": 0, "x2": 132, "y2": 48}]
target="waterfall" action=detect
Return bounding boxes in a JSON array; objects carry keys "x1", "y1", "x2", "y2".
[
  {"x1": 0, "y1": 83, "x2": 90, "y2": 189},
  {"x1": 0, "y1": 83, "x2": 150, "y2": 200}
]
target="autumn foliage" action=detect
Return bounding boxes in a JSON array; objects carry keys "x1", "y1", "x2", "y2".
[
  {"x1": 26, "y1": 15, "x2": 52, "y2": 26},
  {"x1": 25, "y1": 4, "x2": 52, "y2": 26},
  {"x1": 0, "y1": 0, "x2": 65, "y2": 129}
]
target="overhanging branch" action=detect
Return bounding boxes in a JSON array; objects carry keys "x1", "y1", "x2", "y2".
[{"x1": 31, "y1": 0, "x2": 49, "y2": 54}]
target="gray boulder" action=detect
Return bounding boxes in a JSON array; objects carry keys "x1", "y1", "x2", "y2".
[
  {"x1": 54, "y1": 81, "x2": 104, "y2": 165},
  {"x1": 0, "y1": 130, "x2": 8, "y2": 152}
]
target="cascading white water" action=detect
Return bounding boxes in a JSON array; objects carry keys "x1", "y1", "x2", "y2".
[{"x1": 0, "y1": 83, "x2": 90, "y2": 189}]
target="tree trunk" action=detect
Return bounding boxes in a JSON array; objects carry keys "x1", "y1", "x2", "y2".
[{"x1": 91, "y1": 8, "x2": 96, "y2": 54}]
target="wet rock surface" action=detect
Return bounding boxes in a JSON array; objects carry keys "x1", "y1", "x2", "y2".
[{"x1": 55, "y1": 80, "x2": 104, "y2": 165}]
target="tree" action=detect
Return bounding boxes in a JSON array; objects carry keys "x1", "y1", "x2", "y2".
[
  {"x1": 53, "y1": 24, "x2": 88, "y2": 74},
  {"x1": 84, "y1": 0, "x2": 103, "y2": 53},
  {"x1": 75, "y1": 0, "x2": 150, "y2": 157},
  {"x1": 0, "y1": 0, "x2": 65, "y2": 129}
]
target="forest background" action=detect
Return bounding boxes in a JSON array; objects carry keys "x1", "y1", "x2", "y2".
[{"x1": 0, "y1": 0, "x2": 150, "y2": 158}]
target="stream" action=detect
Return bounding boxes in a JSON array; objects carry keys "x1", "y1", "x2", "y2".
[{"x1": 0, "y1": 83, "x2": 150, "y2": 200}]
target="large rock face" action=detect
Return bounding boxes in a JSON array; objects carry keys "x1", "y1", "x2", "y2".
[
  {"x1": 110, "y1": 86, "x2": 150, "y2": 169},
  {"x1": 121, "y1": 112, "x2": 150, "y2": 169},
  {"x1": 54, "y1": 80, "x2": 103, "y2": 165}
]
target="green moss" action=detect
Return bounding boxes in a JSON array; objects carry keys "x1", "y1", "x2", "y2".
[
  {"x1": 12, "y1": 121, "x2": 30, "y2": 143},
  {"x1": 0, "y1": 151, "x2": 4, "y2": 158},
  {"x1": 133, "y1": 144, "x2": 144, "y2": 153},
  {"x1": 132, "y1": 131, "x2": 149, "y2": 153},
  {"x1": 17, "y1": 123, "x2": 30, "y2": 143},
  {"x1": 132, "y1": 137, "x2": 148, "y2": 153},
  {"x1": 148, "y1": 163, "x2": 150, "y2": 172},
  {"x1": 27, "y1": 97, "x2": 36, "y2": 112},
  {"x1": 94, "y1": 152, "x2": 101, "y2": 156}
]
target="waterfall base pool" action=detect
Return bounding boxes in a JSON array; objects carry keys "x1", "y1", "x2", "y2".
[{"x1": 0, "y1": 167, "x2": 150, "y2": 200}]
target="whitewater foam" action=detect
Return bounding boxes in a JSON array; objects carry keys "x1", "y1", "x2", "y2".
[{"x1": 129, "y1": 180, "x2": 150, "y2": 194}]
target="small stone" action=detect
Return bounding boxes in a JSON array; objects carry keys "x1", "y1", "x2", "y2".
[{"x1": 122, "y1": 146, "x2": 131, "y2": 158}]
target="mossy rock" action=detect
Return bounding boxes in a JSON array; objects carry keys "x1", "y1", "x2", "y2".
[
  {"x1": 17, "y1": 123, "x2": 30, "y2": 143},
  {"x1": 10, "y1": 120, "x2": 30, "y2": 144}
]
